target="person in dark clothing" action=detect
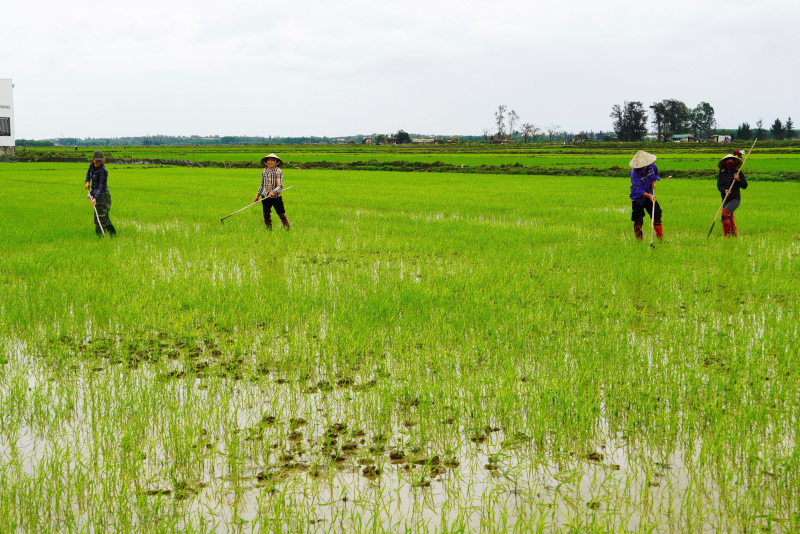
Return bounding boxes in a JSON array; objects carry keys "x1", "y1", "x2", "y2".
[
  {"x1": 629, "y1": 150, "x2": 662, "y2": 241},
  {"x1": 84, "y1": 150, "x2": 116, "y2": 236},
  {"x1": 717, "y1": 153, "x2": 748, "y2": 237},
  {"x1": 253, "y1": 153, "x2": 290, "y2": 230}
]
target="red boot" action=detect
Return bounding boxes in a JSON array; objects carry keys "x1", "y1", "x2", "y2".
[
  {"x1": 634, "y1": 218, "x2": 643, "y2": 240},
  {"x1": 721, "y1": 209, "x2": 732, "y2": 236},
  {"x1": 654, "y1": 219, "x2": 663, "y2": 239},
  {"x1": 279, "y1": 213, "x2": 291, "y2": 230},
  {"x1": 263, "y1": 212, "x2": 273, "y2": 230},
  {"x1": 729, "y1": 212, "x2": 738, "y2": 237}
]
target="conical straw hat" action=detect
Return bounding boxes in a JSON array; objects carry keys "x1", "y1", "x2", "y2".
[
  {"x1": 260, "y1": 153, "x2": 283, "y2": 167},
  {"x1": 717, "y1": 154, "x2": 743, "y2": 170},
  {"x1": 629, "y1": 151, "x2": 657, "y2": 169}
]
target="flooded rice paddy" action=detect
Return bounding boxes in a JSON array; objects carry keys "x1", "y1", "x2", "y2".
[{"x1": 0, "y1": 164, "x2": 798, "y2": 532}]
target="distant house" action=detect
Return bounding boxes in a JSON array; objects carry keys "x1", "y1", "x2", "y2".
[
  {"x1": 412, "y1": 137, "x2": 436, "y2": 144},
  {"x1": 362, "y1": 137, "x2": 372, "y2": 144},
  {"x1": 490, "y1": 136, "x2": 512, "y2": 144},
  {"x1": 0, "y1": 79, "x2": 14, "y2": 156},
  {"x1": 573, "y1": 134, "x2": 590, "y2": 144},
  {"x1": 669, "y1": 134, "x2": 697, "y2": 143},
  {"x1": 643, "y1": 134, "x2": 659, "y2": 141},
  {"x1": 709, "y1": 134, "x2": 732, "y2": 143}
]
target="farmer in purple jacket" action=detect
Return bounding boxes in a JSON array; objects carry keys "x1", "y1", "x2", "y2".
[{"x1": 629, "y1": 151, "x2": 662, "y2": 241}]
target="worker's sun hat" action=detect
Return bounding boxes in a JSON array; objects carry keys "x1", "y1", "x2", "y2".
[
  {"x1": 260, "y1": 153, "x2": 283, "y2": 168},
  {"x1": 629, "y1": 150, "x2": 657, "y2": 169},
  {"x1": 92, "y1": 150, "x2": 104, "y2": 161},
  {"x1": 717, "y1": 154, "x2": 744, "y2": 170}
]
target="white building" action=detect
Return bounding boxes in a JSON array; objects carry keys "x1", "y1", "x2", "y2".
[{"x1": 0, "y1": 79, "x2": 15, "y2": 155}]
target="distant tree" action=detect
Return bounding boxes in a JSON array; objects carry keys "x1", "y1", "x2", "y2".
[
  {"x1": 785, "y1": 117, "x2": 795, "y2": 139},
  {"x1": 770, "y1": 118, "x2": 785, "y2": 140},
  {"x1": 755, "y1": 119, "x2": 767, "y2": 140},
  {"x1": 376, "y1": 134, "x2": 387, "y2": 144},
  {"x1": 610, "y1": 101, "x2": 648, "y2": 141},
  {"x1": 482, "y1": 128, "x2": 490, "y2": 142},
  {"x1": 395, "y1": 130, "x2": 411, "y2": 144},
  {"x1": 736, "y1": 122, "x2": 752, "y2": 141},
  {"x1": 649, "y1": 102, "x2": 667, "y2": 140},
  {"x1": 507, "y1": 110, "x2": 519, "y2": 140},
  {"x1": 692, "y1": 102, "x2": 716, "y2": 139},
  {"x1": 520, "y1": 123, "x2": 539, "y2": 143},
  {"x1": 602, "y1": 135, "x2": 612, "y2": 142},
  {"x1": 494, "y1": 105, "x2": 507, "y2": 137},
  {"x1": 221, "y1": 136, "x2": 237, "y2": 144},
  {"x1": 545, "y1": 124, "x2": 560, "y2": 142},
  {"x1": 651, "y1": 99, "x2": 692, "y2": 137}
]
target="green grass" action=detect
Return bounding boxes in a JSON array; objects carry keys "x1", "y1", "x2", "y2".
[
  {"x1": 16, "y1": 141, "x2": 800, "y2": 180},
  {"x1": 0, "y1": 162, "x2": 798, "y2": 532}
]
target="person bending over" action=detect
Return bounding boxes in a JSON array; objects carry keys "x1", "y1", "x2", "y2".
[
  {"x1": 85, "y1": 150, "x2": 116, "y2": 237},
  {"x1": 629, "y1": 150, "x2": 662, "y2": 241}
]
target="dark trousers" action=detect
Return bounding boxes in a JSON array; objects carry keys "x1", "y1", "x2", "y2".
[
  {"x1": 261, "y1": 196, "x2": 290, "y2": 229},
  {"x1": 261, "y1": 196, "x2": 286, "y2": 216},
  {"x1": 93, "y1": 192, "x2": 116, "y2": 236},
  {"x1": 631, "y1": 199, "x2": 662, "y2": 222}
]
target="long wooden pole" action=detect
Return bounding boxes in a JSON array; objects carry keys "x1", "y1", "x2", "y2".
[
  {"x1": 649, "y1": 192, "x2": 656, "y2": 249},
  {"x1": 220, "y1": 186, "x2": 293, "y2": 224},
  {"x1": 707, "y1": 138, "x2": 757, "y2": 238},
  {"x1": 92, "y1": 202, "x2": 106, "y2": 237}
]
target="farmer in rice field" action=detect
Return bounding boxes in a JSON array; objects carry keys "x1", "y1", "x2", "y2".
[
  {"x1": 629, "y1": 150, "x2": 662, "y2": 241},
  {"x1": 717, "y1": 150, "x2": 748, "y2": 237},
  {"x1": 84, "y1": 150, "x2": 116, "y2": 236},
  {"x1": 253, "y1": 153, "x2": 290, "y2": 230}
]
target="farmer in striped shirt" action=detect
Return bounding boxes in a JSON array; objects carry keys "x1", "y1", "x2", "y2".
[{"x1": 253, "y1": 153, "x2": 290, "y2": 230}]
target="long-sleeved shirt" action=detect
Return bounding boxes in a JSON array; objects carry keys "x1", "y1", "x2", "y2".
[
  {"x1": 630, "y1": 163, "x2": 660, "y2": 204},
  {"x1": 85, "y1": 164, "x2": 109, "y2": 199},
  {"x1": 717, "y1": 169, "x2": 748, "y2": 201},
  {"x1": 257, "y1": 167, "x2": 283, "y2": 198}
]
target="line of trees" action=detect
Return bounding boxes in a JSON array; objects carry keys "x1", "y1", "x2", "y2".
[
  {"x1": 610, "y1": 99, "x2": 718, "y2": 142},
  {"x1": 736, "y1": 118, "x2": 795, "y2": 140},
  {"x1": 485, "y1": 105, "x2": 563, "y2": 143}
]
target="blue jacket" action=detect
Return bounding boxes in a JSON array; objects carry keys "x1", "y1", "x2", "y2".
[
  {"x1": 85, "y1": 164, "x2": 109, "y2": 199},
  {"x1": 630, "y1": 164, "x2": 660, "y2": 204}
]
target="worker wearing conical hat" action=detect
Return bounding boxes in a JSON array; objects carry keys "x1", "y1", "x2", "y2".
[
  {"x1": 254, "y1": 153, "x2": 290, "y2": 230},
  {"x1": 629, "y1": 151, "x2": 662, "y2": 241},
  {"x1": 717, "y1": 151, "x2": 748, "y2": 237}
]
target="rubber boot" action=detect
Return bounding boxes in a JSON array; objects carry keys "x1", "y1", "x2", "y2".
[
  {"x1": 729, "y1": 212, "x2": 738, "y2": 237},
  {"x1": 633, "y1": 218, "x2": 643, "y2": 240},
  {"x1": 263, "y1": 212, "x2": 273, "y2": 230},
  {"x1": 279, "y1": 213, "x2": 291, "y2": 230},
  {"x1": 654, "y1": 219, "x2": 663, "y2": 239},
  {"x1": 106, "y1": 224, "x2": 117, "y2": 236},
  {"x1": 721, "y1": 209, "x2": 732, "y2": 237}
]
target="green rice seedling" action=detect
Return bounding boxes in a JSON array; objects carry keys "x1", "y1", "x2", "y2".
[{"x1": 0, "y1": 160, "x2": 798, "y2": 532}]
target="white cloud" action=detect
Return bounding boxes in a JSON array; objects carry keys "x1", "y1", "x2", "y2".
[{"x1": 2, "y1": 0, "x2": 797, "y2": 137}]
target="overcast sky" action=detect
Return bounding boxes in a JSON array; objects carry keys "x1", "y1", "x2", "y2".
[{"x1": 2, "y1": 0, "x2": 797, "y2": 139}]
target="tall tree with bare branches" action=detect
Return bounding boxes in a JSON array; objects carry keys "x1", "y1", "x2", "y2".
[
  {"x1": 508, "y1": 110, "x2": 519, "y2": 140},
  {"x1": 521, "y1": 123, "x2": 539, "y2": 143},
  {"x1": 546, "y1": 124, "x2": 560, "y2": 142},
  {"x1": 494, "y1": 105, "x2": 507, "y2": 138}
]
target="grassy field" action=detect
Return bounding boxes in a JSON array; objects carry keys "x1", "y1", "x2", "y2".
[
  {"x1": 13, "y1": 141, "x2": 800, "y2": 182},
  {"x1": 0, "y1": 161, "x2": 798, "y2": 532}
]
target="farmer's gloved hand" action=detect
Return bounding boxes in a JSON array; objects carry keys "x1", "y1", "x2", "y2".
[
  {"x1": 725, "y1": 189, "x2": 731, "y2": 195},
  {"x1": 91, "y1": 198, "x2": 97, "y2": 207}
]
